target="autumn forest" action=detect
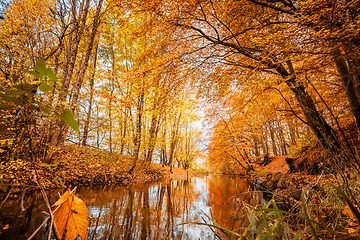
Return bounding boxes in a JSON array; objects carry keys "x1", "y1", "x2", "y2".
[{"x1": 1, "y1": 0, "x2": 360, "y2": 239}]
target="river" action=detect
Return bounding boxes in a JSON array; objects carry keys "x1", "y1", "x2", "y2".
[{"x1": 0, "y1": 175, "x2": 263, "y2": 239}]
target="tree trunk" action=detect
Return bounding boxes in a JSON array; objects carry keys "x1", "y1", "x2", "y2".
[
  {"x1": 58, "y1": 0, "x2": 103, "y2": 145},
  {"x1": 45, "y1": 0, "x2": 103, "y2": 162},
  {"x1": 82, "y1": 45, "x2": 98, "y2": 146},
  {"x1": 169, "y1": 112, "x2": 182, "y2": 173},
  {"x1": 268, "y1": 121, "x2": 278, "y2": 156},
  {"x1": 260, "y1": 124, "x2": 269, "y2": 155},
  {"x1": 275, "y1": 119, "x2": 288, "y2": 155},
  {"x1": 286, "y1": 116, "x2": 297, "y2": 145},
  {"x1": 253, "y1": 136, "x2": 260, "y2": 157},
  {"x1": 96, "y1": 105, "x2": 100, "y2": 148},
  {"x1": 160, "y1": 121, "x2": 168, "y2": 167},
  {"x1": 145, "y1": 112, "x2": 162, "y2": 163},
  {"x1": 108, "y1": 41, "x2": 115, "y2": 153},
  {"x1": 332, "y1": 48, "x2": 360, "y2": 127},
  {"x1": 283, "y1": 61, "x2": 341, "y2": 154},
  {"x1": 129, "y1": 89, "x2": 145, "y2": 174},
  {"x1": 120, "y1": 108, "x2": 129, "y2": 155}
]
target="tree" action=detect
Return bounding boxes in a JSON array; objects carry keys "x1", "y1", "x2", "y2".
[
  {"x1": 46, "y1": 0, "x2": 105, "y2": 162},
  {"x1": 128, "y1": 0, "x2": 351, "y2": 156}
]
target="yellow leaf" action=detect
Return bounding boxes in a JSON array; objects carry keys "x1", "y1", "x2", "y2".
[
  {"x1": 52, "y1": 189, "x2": 89, "y2": 240},
  {"x1": 52, "y1": 189, "x2": 72, "y2": 238},
  {"x1": 65, "y1": 196, "x2": 88, "y2": 240},
  {"x1": 347, "y1": 227, "x2": 357, "y2": 234},
  {"x1": 52, "y1": 189, "x2": 71, "y2": 207}
]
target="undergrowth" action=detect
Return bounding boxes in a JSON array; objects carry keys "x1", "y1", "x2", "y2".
[
  {"x1": 0, "y1": 144, "x2": 168, "y2": 188},
  {"x1": 190, "y1": 168, "x2": 214, "y2": 174},
  {"x1": 188, "y1": 177, "x2": 360, "y2": 239}
]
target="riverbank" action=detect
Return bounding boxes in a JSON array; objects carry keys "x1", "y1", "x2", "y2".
[
  {"x1": 0, "y1": 144, "x2": 205, "y2": 189},
  {"x1": 250, "y1": 155, "x2": 340, "y2": 204},
  {"x1": 243, "y1": 152, "x2": 360, "y2": 238}
]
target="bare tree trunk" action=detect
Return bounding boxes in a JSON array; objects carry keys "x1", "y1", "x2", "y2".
[
  {"x1": 275, "y1": 119, "x2": 288, "y2": 155},
  {"x1": 45, "y1": 0, "x2": 103, "y2": 162},
  {"x1": 145, "y1": 112, "x2": 162, "y2": 163},
  {"x1": 160, "y1": 120, "x2": 168, "y2": 167},
  {"x1": 287, "y1": 116, "x2": 297, "y2": 145},
  {"x1": 120, "y1": 107, "x2": 129, "y2": 155},
  {"x1": 96, "y1": 106, "x2": 100, "y2": 148},
  {"x1": 45, "y1": 0, "x2": 91, "y2": 162},
  {"x1": 108, "y1": 98, "x2": 113, "y2": 153},
  {"x1": 169, "y1": 112, "x2": 182, "y2": 173},
  {"x1": 58, "y1": 0, "x2": 103, "y2": 144},
  {"x1": 268, "y1": 121, "x2": 278, "y2": 156},
  {"x1": 82, "y1": 45, "x2": 98, "y2": 146},
  {"x1": 129, "y1": 87, "x2": 145, "y2": 174},
  {"x1": 260, "y1": 124, "x2": 269, "y2": 155},
  {"x1": 108, "y1": 42, "x2": 115, "y2": 153},
  {"x1": 253, "y1": 136, "x2": 260, "y2": 157}
]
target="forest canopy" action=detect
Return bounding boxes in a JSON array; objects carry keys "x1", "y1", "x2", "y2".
[{"x1": 0, "y1": 0, "x2": 359, "y2": 174}]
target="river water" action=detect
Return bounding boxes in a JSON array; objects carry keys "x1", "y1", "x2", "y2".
[{"x1": 0, "y1": 175, "x2": 263, "y2": 239}]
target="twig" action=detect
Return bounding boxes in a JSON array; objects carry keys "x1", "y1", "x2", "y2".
[
  {"x1": 20, "y1": 188, "x2": 28, "y2": 211},
  {"x1": 30, "y1": 143, "x2": 61, "y2": 240},
  {"x1": 0, "y1": 187, "x2": 13, "y2": 210},
  {"x1": 27, "y1": 216, "x2": 50, "y2": 240}
]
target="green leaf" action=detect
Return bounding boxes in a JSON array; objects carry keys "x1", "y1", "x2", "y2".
[
  {"x1": 0, "y1": 93, "x2": 22, "y2": 104},
  {"x1": 60, "y1": 90, "x2": 70, "y2": 96},
  {"x1": 24, "y1": 59, "x2": 60, "y2": 82},
  {"x1": 40, "y1": 105, "x2": 51, "y2": 115},
  {"x1": 58, "y1": 109, "x2": 78, "y2": 131},
  {"x1": 242, "y1": 228, "x2": 268, "y2": 237},
  {"x1": 13, "y1": 82, "x2": 34, "y2": 91},
  {"x1": 24, "y1": 69, "x2": 42, "y2": 78},
  {"x1": 39, "y1": 83, "x2": 54, "y2": 93},
  {"x1": 0, "y1": 104, "x2": 15, "y2": 109},
  {"x1": 34, "y1": 58, "x2": 60, "y2": 82}
]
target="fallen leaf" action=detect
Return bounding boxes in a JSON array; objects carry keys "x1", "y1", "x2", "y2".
[
  {"x1": 64, "y1": 195, "x2": 88, "y2": 240},
  {"x1": 53, "y1": 189, "x2": 72, "y2": 237},
  {"x1": 347, "y1": 227, "x2": 357, "y2": 234},
  {"x1": 52, "y1": 189, "x2": 88, "y2": 240},
  {"x1": 349, "y1": 221, "x2": 359, "y2": 227},
  {"x1": 342, "y1": 205, "x2": 357, "y2": 219}
]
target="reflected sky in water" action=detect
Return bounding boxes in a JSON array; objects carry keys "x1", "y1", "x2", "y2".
[
  {"x1": 0, "y1": 175, "x2": 260, "y2": 239},
  {"x1": 75, "y1": 175, "x2": 260, "y2": 240}
]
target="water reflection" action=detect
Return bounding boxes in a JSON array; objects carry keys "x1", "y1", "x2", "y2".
[
  {"x1": 0, "y1": 175, "x2": 261, "y2": 239},
  {"x1": 76, "y1": 175, "x2": 261, "y2": 239}
]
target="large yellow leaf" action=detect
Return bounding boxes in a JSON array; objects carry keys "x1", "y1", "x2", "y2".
[
  {"x1": 64, "y1": 195, "x2": 88, "y2": 240},
  {"x1": 52, "y1": 189, "x2": 89, "y2": 240},
  {"x1": 52, "y1": 189, "x2": 72, "y2": 238}
]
